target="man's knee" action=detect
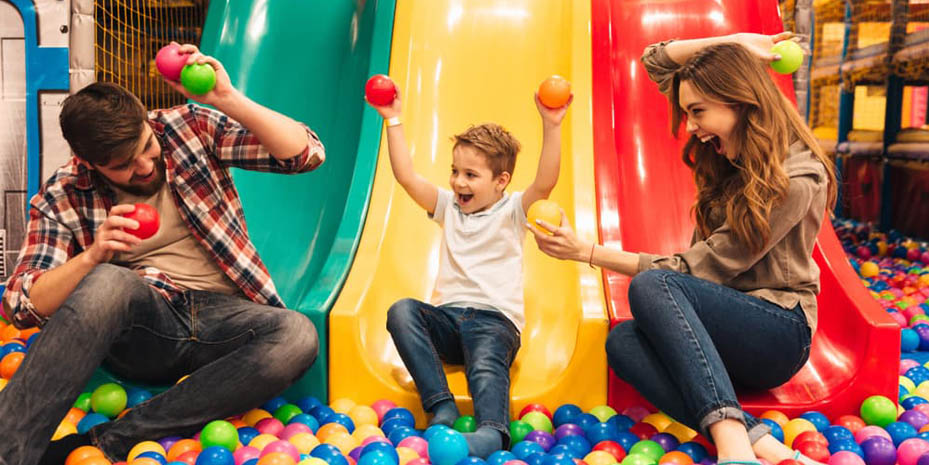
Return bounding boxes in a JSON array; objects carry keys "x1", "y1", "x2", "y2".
[
  {"x1": 268, "y1": 311, "x2": 318, "y2": 376},
  {"x1": 60, "y1": 264, "x2": 147, "y2": 326}
]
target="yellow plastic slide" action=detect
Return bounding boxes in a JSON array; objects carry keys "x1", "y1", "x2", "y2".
[{"x1": 329, "y1": 0, "x2": 606, "y2": 425}]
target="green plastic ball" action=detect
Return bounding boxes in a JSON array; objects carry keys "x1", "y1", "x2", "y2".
[
  {"x1": 74, "y1": 392, "x2": 93, "y2": 412},
  {"x1": 621, "y1": 453, "x2": 658, "y2": 465},
  {"x1": 521, "y1": 411, "x2": 553, "y2": 433},
  {"x1": 180, "y1": 63, "x2": 216, "y2": 95},
  {"x1": 90, "y1": 383, "x2": 127, "y2": 418},
  {"x1": 770, "y1": 40, "x2": 804, "y2": 74},
  {"x1": 860, "y1": 395, "x2": 897, "y2": 427},
  {"x1": 629, "y1": 440, "x2": 664, "y2": 462},
  {"x1": 274, "y1": 404, "x2": 303, "y2": 424},
  {"x1": 510, "y1": 420, "x2": 533, "y2": 443},
  {"x1": 453, "y1": 415, "x2": 477, "y2": 433},
  {"x1": 589, "y1": 405, "x2": 618, "y2": 423},
  {"x1": 200, "y1": 419, "x2": 238, "y2": 451}
]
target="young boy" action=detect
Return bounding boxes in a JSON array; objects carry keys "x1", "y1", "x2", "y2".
[{"x1": 366, "y1": 85, "x2": 571, "y2": 458}]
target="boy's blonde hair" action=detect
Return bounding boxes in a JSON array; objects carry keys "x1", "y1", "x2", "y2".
[{"x1": 452, "y1": 123, "x2": 521, "y2": 177}]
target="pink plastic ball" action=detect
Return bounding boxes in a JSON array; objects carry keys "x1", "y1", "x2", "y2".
[
  {"x1": 902, "y1": 359, "x2": 922, "y2": 375},
  {"x1": 255, "y1": 417, "x2": 285, "y2": 437},
  {"x1": 371, "y1": 400, "x2": 398, "y2": 422},
  {"x1": 914, "y1": 404, "x2": 929, "y2": 418},
  {"x1": 407, "y1": 459, "x2": 431, "y2": 465},
  {"x1": 280, "y1": 423, "x2": 312, "y2": 440},
  {"x1": 155, "y1": 44, "x2": 188, "y2": 81},
  {"x1": 892, "y1": 312, "x2": 909, "y2": 328},
  {"x1": 905, "y1": 306, "x2": 925, "y2": 321},
  {"x1": 260, "y1": 440, "x2": 301, "y2": 462},
  {"x1": 921, "y1": 252, "x2": 929, "y2": 264},
  {"x1": 897, "y1": 438, "x2": 929, "y2": 465},
  {"x1": 503, "y1": 461, "x2": 529, "y2": 465},
  {"x1": 858, "y1": 247, "x2": 873, "y2": 260},
  {"x1": 398, "y1": 436, "x2": 429, "y2": 458},
  {"x1": 909, "y1": 249, "x2": 922, "y2": 262},
  {"x1": 234, "y1": 446, "x2": 261, "y2": 465},
  {"x1": 828, "y1": 451, "x2": 866, "y2": 465},
  {"x1": 855, "y1": 425, "x2": 893, "y2": 444}
]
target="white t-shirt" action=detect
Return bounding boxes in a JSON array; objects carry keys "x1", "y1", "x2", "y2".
[{"x1": 430, "y1": 189, "x2": 527, "y2": 331}]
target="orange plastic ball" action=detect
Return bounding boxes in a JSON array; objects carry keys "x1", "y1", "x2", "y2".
[
  {"x1": 1, "y1": 352, "x2": 25, "y2": 379},
  {"x1": 76, "y1": 457, "x2": 113, "y2": 465},
  {"x1": 167, "y1": 439, "x2": 202, "y2": 461},
  {"x1": 538, "y1": 76, "x2": 571, "y2": 108},
  {"x1": 65, "y1": 446, "x2": 105, "y2": 465}
]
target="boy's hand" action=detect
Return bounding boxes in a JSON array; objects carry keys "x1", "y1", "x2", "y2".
[
  {"x1": 536, "y1": 93, "x2": 573, "y2": 128},
  {"x1": 365, "y1": 89, "x2": 403, "y2": 119},
  {"x1": 161, "y1": 42, "x2": 239, "y2": 107}
]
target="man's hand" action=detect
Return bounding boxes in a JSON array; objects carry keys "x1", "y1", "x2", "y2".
[{"x1": 85, "y1": 204, "x2": 142, "y2": 265}]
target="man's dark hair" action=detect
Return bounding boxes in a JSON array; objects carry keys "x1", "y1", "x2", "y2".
[{"x1": 59, "y1": 82, "x2": 148, "y2": 166}]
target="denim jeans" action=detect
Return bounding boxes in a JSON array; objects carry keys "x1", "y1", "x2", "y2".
[
  {"x1": 607, "y1": 269, "x2": 811, "y2": 443},
  {"x1": 0, "y1": 264, "x2": 318, "y2": 465},
  {"x1": 386, "y1": 298, "x2": 521, "y2": 446}
]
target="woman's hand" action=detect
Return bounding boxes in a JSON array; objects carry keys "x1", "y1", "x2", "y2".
[
  {"x1": 734, "y1": 32, "x2": 808, "y2": 62},
  {"x1": 528, "y1": 210, "x2": 592, "y2": 262}
]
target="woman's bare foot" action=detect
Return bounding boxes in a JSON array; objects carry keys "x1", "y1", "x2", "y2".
[{"x1": 711, "y1": 419, "x2": 760, "y2": 463}]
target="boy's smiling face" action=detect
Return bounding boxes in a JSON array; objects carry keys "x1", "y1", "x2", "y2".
[{"x1": 449, "y1": 144, "x2": 510, "y2": 214}]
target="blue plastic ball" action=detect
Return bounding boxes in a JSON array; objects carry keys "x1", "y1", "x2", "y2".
[
  {"x1": 885, "y1": 421, "x2": 917, "y2": 446},
  {"x1": 761, "y1": 419, "x2": 784, "y2": 443},
  {"x1": 800, "y1": 411, "x2": 830, "y2": 432},
  {"x1": 553, "y1": 405, "x2": 583, "y2": 427},
  {"x1": 677, "y1": 442, "x2": 708, "y2": 463},
  {"x1": 613, "y1": 432, "x2": 639, "y2": 453},
  {"x1": 382, "y1": 408, "x2": 416, "y2": 427},
  {"x1": 289, "y1": 413, "x2": 320, "y2": 432},
  {"x1": 296, "y1": 397, "x2": 323, "y2": 414},
  {"x1": 138, "y1": 451, "x2": 168, "y2": 465},
  {"x1": 574, "y1": 414, "x2": 599, "y2": 431},
  {"x1": 195, "y1": 446, "x2": 234, "y2": 465},
  {"x1": 76, "y1": 413, "x2": 109, "y2": 434},
  {"x1": 428, "y1": 430, "x2": 470, "y2": 465},
  {"x1": 329, "y1": 413, "x2": 355, "y2": 433},
  {"x1": 126, "y1": 387, "x2": 152, "y2": 408},
  {"x1": 425, "y1": 424, "x2": 453, "y2": 441},
  {"x1": 511, "y1": 441, "x2": 546, "y2": 460},
  {"x1": 556, "y1": 434, "x2": 592, "y2": 456},
  {"x1": 902, "y1": 396, "x2": 929, "y2": 410},
  {"x1": 824, "y1": 425, "x2": 855, "y2": 444},
  {"x1": 311, "y1": 444, "x2": 350, "y2": 465},
  {"x1": 261, "y1": 397, "x2": 287, "y2": 414},
  {"x1": 487, "y1": 451, "x2": 517, "y2": 465},
  {"x1": 903, "y1": 329, "x2": 921, "y2": 353},
  {"x1": 237, "y1": 426, "x2": 259, "y2": 446}
]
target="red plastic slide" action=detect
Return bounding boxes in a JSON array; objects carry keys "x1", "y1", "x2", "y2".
[{"x1": 591, "y1": 0, "x2": 900, "y2": 418}]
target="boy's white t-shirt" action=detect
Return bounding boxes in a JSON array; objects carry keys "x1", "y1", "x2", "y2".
[{"x1": 430, "y1": 188, "x2": 527, "y2": 332}]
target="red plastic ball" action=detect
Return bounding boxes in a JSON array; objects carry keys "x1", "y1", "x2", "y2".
[
  {"x1": 122, "y1": 203, "x2": 160, "y2": 240},
  {"x1": 365, "y1": 74, "x2": 397, "y2": 106},
  {"x1": 519, "y1": 403, "x2": 552, "y2": 420},
  {"x1": 593, "y1": 441, "x2": 626, "y2": 461},
  {"x1": 628, "y1": 422, "x2": 658, "y2": 440}
]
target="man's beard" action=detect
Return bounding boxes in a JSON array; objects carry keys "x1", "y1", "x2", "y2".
[{"x1": 110, "y1": 156, "x2": 167, "y2": 196}]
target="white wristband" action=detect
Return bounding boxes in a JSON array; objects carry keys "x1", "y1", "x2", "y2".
[{"x1": 386, "y1": 116, "x2": 402, "y2": 127}]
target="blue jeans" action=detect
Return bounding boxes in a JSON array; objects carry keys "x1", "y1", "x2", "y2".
[
  {"x1": 386, "y1": 298, "x2": 521, "y2": 446},
  {"x1": 607, "y1": 270, "x2": 811, "y2": 442},
  {"x1": 0, "y1": 264, "x2": 318, "y2": 464}
]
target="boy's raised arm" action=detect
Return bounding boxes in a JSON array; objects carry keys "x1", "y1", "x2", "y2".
[
  {"x1": 523, "y1": 92, "x2": 573, "y2": 212},
  {"x1": 366, "y1": 90, "x2": 439, "y2": 215}
]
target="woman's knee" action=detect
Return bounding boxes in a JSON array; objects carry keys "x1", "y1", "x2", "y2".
[{"x1": 605, "y1": 322, "x2": 638, "y2": 374}]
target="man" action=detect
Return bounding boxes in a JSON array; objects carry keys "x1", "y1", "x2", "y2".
[{"x1": 0, "y1": 44, "x2": 324, "y2": 465}]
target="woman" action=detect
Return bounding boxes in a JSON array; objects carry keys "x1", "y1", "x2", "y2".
[{"x1": 530, "y1": 32, "x2": 833, "y2": 465}]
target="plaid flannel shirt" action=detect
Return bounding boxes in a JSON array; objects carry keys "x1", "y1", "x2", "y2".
[{"x1": 2, "y1": 104, "x2": 324, "y2": 328}]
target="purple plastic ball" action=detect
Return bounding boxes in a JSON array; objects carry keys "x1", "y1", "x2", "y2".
[
  {"x1": 524, "y1": 430, "x2": 556, "y2": 452},
  {"x1": 158, "y1": 436, "x2": 182, "y2": 453},
  {"x1": 349, "y1": 446, "x2": 364, "y2": 462},
  {"x1": 650, "y1": 433, "x2": 680, "y2": 452},
  {"x1": 901, "y1": 411, "x2": 929, "y2": 430},
  {"x1": 861, "y1": 436, "x2": 898, "y2": 465},
  {"x1": 699, "y1": 458, "x2": 716, "y2": 465},
  {"x1": 917, "y1": 452, "x2": 929, "y2": 465},
  {"x1": 554, "y1": 424, "x2": 585, "y2": 441}
]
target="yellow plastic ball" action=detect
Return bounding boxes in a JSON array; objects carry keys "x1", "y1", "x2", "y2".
[
  {"x1": 584, "y1": 451, "x2": 619, "y2": 465},
  {"x1": 317, "y1": 423, "x2": 350, "y2": 442},
  {"x1": 127, "y1": 441, "x2": 166, "y2": 462},
  {"x1": 397, "y1": 446, "x2": 420, "y2": 465},
  {"x1": 352, "y1": 424, "x2": 386, "y2": 443},
  {"x1": 289, "y1": 432, "x2": 321, "y2": 455},
  {"x1": 349, "y1": 405, "x2": 379, "y2": 427},
  {"x1": 249, "y1": 433, "x2": 280, "y2": 451},
  {"x1": 860, "y1": 261, "x2": 880, "y2": 278},
  {"x1": 527, "y1": 200, "x2": 562, "y2": 234},
  {"x1": 324, "y1": 431, "x2": 356, "y2": 454},
  {"x1": 900, "y1": 376, "x2": 917, "y2": 393},
  {"x1": 330, "y1": 398, "x2": 356, "y2": 414},
  {"x1": 783, "y1": 418, "x2": 817, "y2": 447}
]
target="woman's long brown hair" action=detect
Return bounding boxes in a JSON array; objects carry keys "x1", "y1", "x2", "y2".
[{"x1": 669, "y1": 42, "x2": 837, "y2": 254}]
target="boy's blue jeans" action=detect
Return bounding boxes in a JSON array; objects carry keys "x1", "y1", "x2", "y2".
[
  {"x1": 386, "y1": 298, "x2": 521, "y2": 446},
  {"x1": 608, "y1": 269, "x2": 812, "y2": 443},
  {"x1": 0, "y1": 264, "x2": 318, "y2": 465}
]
